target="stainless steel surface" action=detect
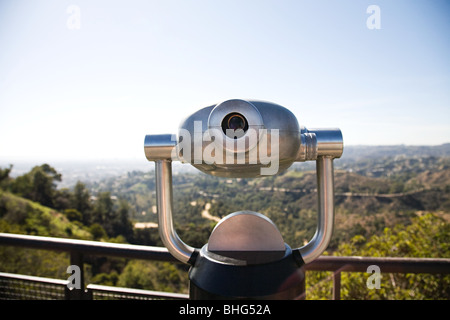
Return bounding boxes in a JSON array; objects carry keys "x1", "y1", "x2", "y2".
[
  {"x1": 297, "y1": 130, "x2": 317, "y2": 161},
  {"x1": 208, "y1": 211, "x2": 285, "y2": 252},
  {"x1": 308, "y1": 128, "x2": 344, "y2": 159},
  {"x1": 208, "y1": 99, "x2": 264, "y2": 145},
  {"x1": 208, "y1": 99, "x2": 262, "y2": 127},
  {"x1": 176, "y1": 99, "x2": 301, "y2": 177},
  {"x1": 298, "y1": 156, "x2": 335, "y2": 264},
  {"x1": 155, "y1": 160, "x2": 195, "y2": 264},
  {"x1": 144, "y1": 134, "x2": 178, "y2": 161},
  {"x1": 207, "y1": 211, "x2": 286, "y2": 264},
  {"x1": 296, "y1": 127, "x2": 343, "y2": 161},
  {"x1": 145, "y1": 101, "x2": 343, "y2": 170}
]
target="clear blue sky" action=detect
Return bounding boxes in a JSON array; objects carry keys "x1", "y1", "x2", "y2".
[{"x1": 0, "y1": 0, "x2": 449, "y2": 162}]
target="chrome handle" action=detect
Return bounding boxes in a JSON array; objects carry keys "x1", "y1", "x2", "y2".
[
  {"x1": 297, "y1": 156, "x2": 335, "y2": 264},
  {"x1": 155, "y1": 160, "x2": 196, "y2": 264}
]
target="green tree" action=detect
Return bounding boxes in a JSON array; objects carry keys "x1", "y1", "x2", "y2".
[
  {"x1": 10, "y1": 164, "x2": 61, "y2": 208},
  {"x1": 89, "y1": 223, "x2": 107, "y2": 240},
  {"x1": 90, "y1": 191, "x2": 134, "y2": 241},
  {"x1": 112, "y1": 199, "x2": 134, "y2": 241},
  {"x1": 71, "y1": 181, "x2": 92, "y2": 225},
  {"x1": 64, "y1": 208, "x2": 83, "y2": 222},
  {"x1": 92, "y1": 192, "x2": 114, "y2": 235},
  {"x1": 53, "y1": 188, "x2": 72, "y2": 211},
  {"x1": 117, "y1": 260, "x2": 188, "y2": 293},
  {"x1": 91, "y1": 271, "x2": 119, "y2": 286},
  {"x1": 0, "y1": 165, "x2": 13, "y2": 189}
]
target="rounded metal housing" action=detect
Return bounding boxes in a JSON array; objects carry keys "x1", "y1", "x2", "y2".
[
  {"x1": 208, "y1": 211, "x2": 286, "y2": 264},
  {"x1": 175, "y1": 99, "x2": 302, "y2": 177}
]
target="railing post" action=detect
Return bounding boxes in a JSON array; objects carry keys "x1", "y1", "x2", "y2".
[
  {"x1": 295, "y1": 273, "x2": 307, "y2": 300},
  {"x1": 67, "y1": 251, "x2": 91, "y2": 300},
  {"x1": 332, "y1": 271, "x2": 341, "y2": 300},
  {"x1": 299, "y1": 274, "x2": 306, "y2": 300}
]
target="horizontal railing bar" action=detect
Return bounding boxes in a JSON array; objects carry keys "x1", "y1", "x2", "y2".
[
  {"x1": 87, "y1": 284, "x2": 189, "y2": 300},
  {"x1": 305, "y1": 255, "x2": 450, "y2": 274},
  {"x1": 1, "y1": 233, "x2": 449, "y2": 274},
  {"x1": 0, "y1": 272, "x2": 69, "y2": 286},
  {"x1": 0, "y1": 233, "x2": 177, "y2": 262}
]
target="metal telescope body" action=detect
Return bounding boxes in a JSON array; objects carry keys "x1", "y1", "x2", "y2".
[{"x1": 144, "y1": 99, "x2": 343, "y2": 299}]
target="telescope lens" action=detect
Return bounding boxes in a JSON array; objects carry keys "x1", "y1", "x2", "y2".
[
  {"x1": 228, "y1": 114, "x2": 246, "y2": 130},
  {"x1": 222, "y1": 113, "x2": 249, "y2": 137}
]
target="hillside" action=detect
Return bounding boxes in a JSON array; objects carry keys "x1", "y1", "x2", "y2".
[
  {"x1": 0, "y1": 165, "x2": 186, "y2": 292},
  {"x1": 0, "y1": 191, "x2": 94, "y2": 279},
  {"x1": 0, "y1": 191, "x2": 92, "y2": 239}
]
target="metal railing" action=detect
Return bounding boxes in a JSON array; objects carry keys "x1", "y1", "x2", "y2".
[
  {"x1": 0, "y1": 272, "x2": 189, "y2": 300},
  {"x1": 304, "y1": 255, "x2": 450, "y2": 300},
  {"x1": 0, "y1": 272, "x2": 70, "y2": 300},
  {"x1": 1, "y1": 232, "x2": 449, "y2": 300}
]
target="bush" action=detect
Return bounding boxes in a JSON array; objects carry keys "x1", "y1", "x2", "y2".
[
  {"x1": 64, "y1": 209, "x2": 83, "y2": 222},
  {"x1": 306, "y1": 213, "x2": 450, "y2": 299}
]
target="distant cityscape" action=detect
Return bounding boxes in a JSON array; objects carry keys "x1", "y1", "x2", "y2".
[{"x1": 1, "y1": 143, "x2": 449, "y2": 189}]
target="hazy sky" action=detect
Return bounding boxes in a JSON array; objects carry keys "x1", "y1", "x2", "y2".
[{"x1": 0, "y1": 0, "x2": 449, "y2": 162}]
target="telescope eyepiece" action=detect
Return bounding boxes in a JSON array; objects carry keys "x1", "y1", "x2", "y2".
[{"x1": 222, "y1": 112, "x2": 249, "y2": 138}]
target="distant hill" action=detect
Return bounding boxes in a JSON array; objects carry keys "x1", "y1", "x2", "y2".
[{"x1": 340, "y1": 143, "x2": 450, "y2": 161}]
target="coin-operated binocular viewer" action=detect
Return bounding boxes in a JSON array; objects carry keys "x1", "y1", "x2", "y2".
[{"x1": 144, "y1": 99, "x2": 343, "y2": 299}]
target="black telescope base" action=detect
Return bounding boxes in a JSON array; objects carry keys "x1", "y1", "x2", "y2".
[{"x1": 188, "y1": 244, "x2": 305, "y2": 300}]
